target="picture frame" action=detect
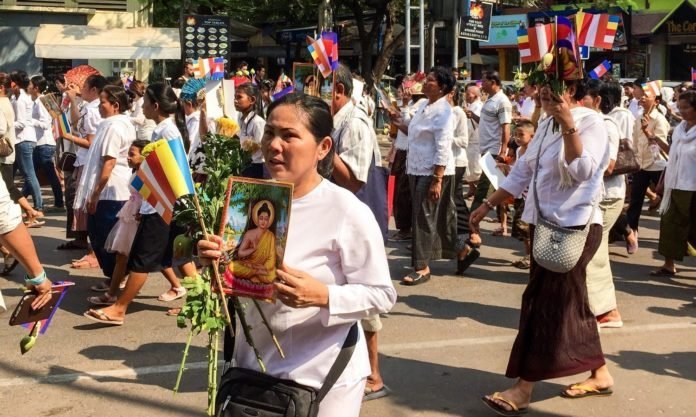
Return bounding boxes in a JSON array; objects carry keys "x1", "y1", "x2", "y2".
[{"x1": 292, "y1": 62, "x2": 319, "y2": 96}]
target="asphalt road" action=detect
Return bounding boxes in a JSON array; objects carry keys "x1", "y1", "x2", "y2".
[{"x1": 0, "y1": 189, "x2": 694, "y2": 417}]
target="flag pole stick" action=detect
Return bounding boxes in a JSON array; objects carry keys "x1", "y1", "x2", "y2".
[
  {"x1": 192, "y1": 193, "x2": 234, "y2": 329},
  {"x1": 331, "y1": 69, "x2": 337, "y2": 116}
]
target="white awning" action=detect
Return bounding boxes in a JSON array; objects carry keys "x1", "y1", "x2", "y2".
[{"x1": 35, "y1": 24, "x2": 181, "y2": 60}]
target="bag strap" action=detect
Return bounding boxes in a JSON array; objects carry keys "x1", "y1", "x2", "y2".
[{"x1": 315, "y1": 322, "x2": 359, "y2": 403}]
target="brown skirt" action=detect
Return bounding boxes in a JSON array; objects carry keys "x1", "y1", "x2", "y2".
[{"x1": 506, "y1": 223, "x2": 605, "y2": 382}]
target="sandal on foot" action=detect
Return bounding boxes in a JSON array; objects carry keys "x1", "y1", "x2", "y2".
[
  {"x1": 481, "y1": 393, "x2": 528, "y2": 416},
  {"x1": 87, "y1": 294, "x2": 117, "y2": 306},
  {"x1": 401, "y1": 271, "x2": 431, "y2": 286},
  {"x1": 650, "y1": 267, "x2": 676, "y2": 277},
  {"x1": 158, "y1": 287, "x2": 187, "y2": 302},
  {"x1": 83, "y1": 309, "x2": 123, "y2": 326},
  {"x1": 560, "y1": 384, "x2": 613, "y2": 399},
  {"x1": 363, "y1": 385, "x2": 391, "y2": 402},
  {"x1": 72, "y1": 255, "x2": 99, "y2": 269},
  {"x1": 456, "y1": 248, "x2": 480, "y2": 275},
  {"x1": 90, "y1": 281, "x2": 111, "y2": 292},
  {"x1": 0, "y1": 255, "x2": 19, "y2": 276},
  {"x1": 512, "y1": 257, "x2": 531, "y2": 269}
]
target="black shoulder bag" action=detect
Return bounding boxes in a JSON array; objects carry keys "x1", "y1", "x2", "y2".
[{"x1": 216, "y1": 323, "x2": 358, "y2": 417}]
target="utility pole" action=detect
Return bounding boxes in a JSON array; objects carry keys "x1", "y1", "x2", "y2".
[
  {"x1": 318, "y1": 0, "x2": 333, "y2": 33},
  {"x1": 405, "y1": 0, "x2": 426, "y2": 73}
]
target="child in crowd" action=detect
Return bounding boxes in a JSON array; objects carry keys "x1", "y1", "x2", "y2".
[
  {"x1": 496, "y1": 121, "x2": 534, "y2": 268},
  {"x1": 88, "y1": 140, "x2": 148, "y2": 305},
  {"x1": 235, "y1": 82, "x2": 266, "y2": 178}
]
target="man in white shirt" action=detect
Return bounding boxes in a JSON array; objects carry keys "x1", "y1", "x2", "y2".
[
  {"x1": 517, "y1": 81, "x2": 538, "y2": 120},
  {"x1": 470, "y1": 71, "x2": 512, "y2": 246},
  {"x1": 624, "y1": 82, "x2": 642, "y2": 119},
  {"x1": 464, "y1": 84, "x2": 483, "y2": 197},
  {"x1": 331, "y1": 64, "x2": 390, "y2": 402}
]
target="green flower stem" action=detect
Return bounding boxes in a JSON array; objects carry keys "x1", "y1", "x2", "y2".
[
  {"x1": 233, "y1": 297, "x2": 266, "y2": 373},
  {"x1": 252, "y1": 299, "x2": 285, "y2": 359},
  {"x1": 173, "y1": 328, "x2": 194, "y2": 394}
]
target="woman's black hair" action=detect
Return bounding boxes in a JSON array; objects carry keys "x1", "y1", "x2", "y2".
[
  {"x1": 429, "y1": 66, "x2": 456, "y2": 95},
  {"x1": 0, "y1": 72, "x2": 11, "y2": 91},
  {"x1": 9, "y1": 70, "x2": 30, "y2": 90},
  {"x1": 563, "y1": 77, "x2": 591, "y2": 102},
  {"x1": 237, "y1": 82, "x2": 265, "y2": 119},
  {"x1": 84, "y1": 74, "x2": 107, "y2": 93},
  {"x1": 145, "y1": 82, "x2": 190, "y2": 152},
  {"x1": 102, "y1": 85, "x2": 132, "y2": 114},
  {"x1": 55, "y1": 74, "x2": 66, "y2": 86},
  {"x1": 131, "y1": 139, "x2": 150, "y2": 151},
  {"x1": 105, "y1": 75, "x2": 122, "y2": 87},
  {"x1": 586, "y1": 79, "x2": 602, "y2": 98},
  {"x1": 266, "y1": 93, "x2": 335, "y2": 178},
  {"x1": 678, "y1": 89, "x2": 696, "y2": 111},
  {"x1": 30, "y1": 75, "x2": 49, "y2": 94},
  {"x1": 260, "y1": 79, "x2": 275, "y2": 92},
  {"x1": 598, "y1": 81, "x2": 622, "y2": 115}
]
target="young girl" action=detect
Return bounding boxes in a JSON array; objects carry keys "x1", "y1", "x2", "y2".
[
  {"x1": 235, "y1": 82, "x2": 266, "y2": 179},
  {"x1": 88, "y1": 140, "x2": 148, "y2": 305}
]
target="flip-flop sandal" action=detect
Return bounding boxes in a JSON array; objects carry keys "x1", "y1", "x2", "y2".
[
  {"x1": 24, "y1": 220, "x2": 46, "y2": 228},
  {"x1": 512, "y1": 257, "x2": 531, "y2": 269},
  {"x1": 560, "y1": 384, "x2": 613, "y2": 399},
  {"x1": 401, "y1": 271, "x2": 431, "y2": 286},
  {"x1": 492, "y1": 228, "x2": 509, "y2": 237},
  {"x1": 90, "y1": 281, "x2": 111, "y2": 292},
  {"x1": 158, "y1": 287, "x2": 187, "y2": 302},
  {"x1": 456, "y1": 248, "x2": 480, "y2": 275},
  {"x1": 363, "y1": 385, "x2": 391, "y2": 402},
  {"x1": 87, "y1": 294, "x2": 117, "y2": 306},
  {"x1": 83, "y1": 309, "x2": 124, "y2": 326},
  {"x1": 481, "y1": 393, "x2": 528, "y2": 416},
  {"x1": 649, "y1": 268, "x2": 676, "y2": 277}
]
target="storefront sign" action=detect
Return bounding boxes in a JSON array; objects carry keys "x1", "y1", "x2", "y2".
[
  {"x1": 180, "y1": 14, "x2": 231, "y2": 62},
  {"x1": 667, "y1": 20, "x2": 696, "y2": 34},
  {"x1": 479, "y1": 14, "x2": 526, "y2": 47},
  {"x1": 459, "y1": 1, "x2": 494, "y2": 42}
]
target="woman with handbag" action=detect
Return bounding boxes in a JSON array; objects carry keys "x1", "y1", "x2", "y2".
[
  {"x1": 653, "y1": 89, "x2": 696, "y2": 277},
  {"x1": 470, "y1": 80, "x2": 614, "y2": 415},
  {"x1": 198, "y1": 93, "x2": 396, "y2": 417}
]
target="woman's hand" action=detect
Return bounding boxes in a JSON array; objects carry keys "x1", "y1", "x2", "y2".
[
  {"x1": 429, "y1": 178, "x2": 442, "y2": 201},
  {"x1": 496, "y1": 163, "x2": 511, "y2": 176},
  {"x1": 469, "y1": 204, "x2": 489, "y2": 235},
  {"x1": 540, "y1": 86, "x2": 574, "y2": 131},
  {"x1": 197, "y1": 235, "x2": 223, "y2": 266},
  {"x1": 641, "y1": 114, "x2": 654, "y2": 137},
  {"x1": 275, "y1": 264, "x2": 329, "y2": 308},
  {"x1": 30, "y1": 278, "x2": 53, "y2": 310},
  {"x1": 87, "y1": 192, "x2": 99, "y2": 215}
]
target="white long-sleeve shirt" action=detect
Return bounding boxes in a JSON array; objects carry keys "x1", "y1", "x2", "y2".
[
  {"x1": 33, "y1": 96, "x2": 56, "y2": 146},
  {"x1": 234, "y1": 179, "x2": 396, "y2": 390},
  {"x1": 501, "y1": 107, "x2": 610, "y2": 227},
  {"x1": 407, "y1": 96, "x2": 455, "y2": 176},
  {"x1": 12, "y1": 90, "x2": 36, "y2": 143},
  {"x1": 130, "y1": 96, "x2": 156, "y2": 141},
  {"x1": 451, "y1": 105, "x2": 469, "y2": 167},
  {"x1": 0, "y1": 97, "x2": 16, "y2": 165}
]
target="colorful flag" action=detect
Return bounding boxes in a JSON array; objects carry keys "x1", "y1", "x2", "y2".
[
  {"x1": 642, "y1": 80, "x2": 663, "y2": 98},
  {"x1": 517, "y1": 24, "x2": 553, "y2": 64},
  {"x1": 131, "y1": 139, "x2": 195, "y2": 224},
  {"x1": 321, "y1": 31, "x2": 339, "y2": 71},
  {"x1": 556, "y1": 16, "x2": 582, "y2": 80},
  {"x1": 306, "y1": 36, "x2": 332, "y2": 78},
  {"x1": 576, "y1": 12, "x2": 620, "y2": 50},
  {"x1": 589, "y1": 60, "x2": 612, "y2": 79},
  {"x1": 691, "y1": 67, "x2": 696, "y2": 83},
  {"x1": 193, "y1": 57, "x2": 225, "y2": 80}
]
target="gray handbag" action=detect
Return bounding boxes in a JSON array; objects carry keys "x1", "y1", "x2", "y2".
[{"x1": 531, "y1": 123, "x2": 595, "y2": 273}]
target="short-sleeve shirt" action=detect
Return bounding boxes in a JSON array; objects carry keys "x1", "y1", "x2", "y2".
[
  {"x1": 91, "y1": 115, "x2": 135, "y2": 201},
  {"x1": 602, "y1": 117, "x2": 625, "y2": 200},
  {"x1": 332, "y1": 101, "x2": 377, "y2": 183},
  {"x1": 239, "y1": 111, "x2": 266, "y2": 163},
  {"x1": 75, "y1": 99, "x2": 102, "y2": 167},
  {"x1": 478, "y1": 90, "x2": 512, "y2": 155}
]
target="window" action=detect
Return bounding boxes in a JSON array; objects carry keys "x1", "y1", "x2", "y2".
[
  {"x1": 78, "y1": 1, "x2": 128, "y2": 11},
  {"x1": 16, "y1": 0, "x2": 65, "y2": 6},
  {"x1": 112, "y1": 59, "x2": 134, "y2": 77}
]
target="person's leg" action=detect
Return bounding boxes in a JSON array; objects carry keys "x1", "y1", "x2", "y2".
[
  {"x1": 36, "y1": 145, "x2": 63, "y2": 208},
  {"x1": 454, "y1": 166, "x2": 471, "y2": 236},
  {"x1": 93, "y1": 271, "x2": 148, "y2": 320},
  {"x1": 87, "y1": 201, "x2": 123, "y2": 279},
  {"x1": 362, "y1": 315, "x2": 386, "y2": 399},
  {"x1": 0, "y1": 221, "x2": 44, "y2": 277},
  {"x1": 316, "y1": 378, "x2": 366, "y2": 417},
  {"x1": 626, "y1": 170, "x2": 650, "y2": 231},
  {"x1": 15, "y1": 141, "x2": 42, "y2": 210},
  {"x1": 469, "y1": 171, "x2": 491, "y2": 246}
]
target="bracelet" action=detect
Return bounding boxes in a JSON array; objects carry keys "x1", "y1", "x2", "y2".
[
  {"x1": 562, "y1": 126, "x2": 578, "y2": 136},
  {"x1": 483, "y1": 198, "x2": 495, "y2": 210},
  {"x1": 24, "y1": 271, "x2": 47, "y2": 286},
  {"x1": 432, "y1": 174, "x2": 443, "y2": 179}
]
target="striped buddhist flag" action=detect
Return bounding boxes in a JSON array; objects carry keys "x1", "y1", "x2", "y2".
[
  {"x1": 576, "y1": 12, "x2": 620, "y2": 50},
  {"x1": 517, "y1": 24, "x2": 553, "y2": 64},
  {"x1": 306, "y1": 36, "x2": 332, "y2": 78},
  {"x1": 589, "y1": 60, "x2": 611, "y2": 79},
  {"x1": 193, "y1": 57, "x2": 225, "y2": 80},
  {"x1": 642, "y1": 80, "x2": 663, "y2": 98},
  {"x1": 57, "y1": 112, "x2": 71, "y2": 137},
  {"x1": 131, "y1": 139, "x2": 196, "y2": 224}
]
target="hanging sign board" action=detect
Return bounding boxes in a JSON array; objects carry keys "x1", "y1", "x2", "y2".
[
  {"x1": 459, "y1": 1, "x2": 494, "y2": 41},
  {"x1": 180, "y1": 14, "x2": 231, "y2": 63}
]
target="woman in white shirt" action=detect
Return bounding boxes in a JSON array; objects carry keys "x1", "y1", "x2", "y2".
[
  {"x1": 199, "y1": 93, "x2": 396, "y2": 417},
  {"x1": 128, "y1": 80, "x2": 156, "y2": 141},
  {"x1": 471, "y1": 80, "x2": 614, "y2": 414},
  {"x1": 393, "y1": 67, "x2": 475, "y2": 285},
  {"x1": 28, "y1": 75, "x2": 64, "y2": 210},
  {"x1": 654, "y1": 89, "x2": 696, "y2": 276},
  {"x1": 582, "y1": 80, "x2": 627, "y2": 329},
  {"x1": 74, "y1": 85, "x2": 135, "y2": 282}
]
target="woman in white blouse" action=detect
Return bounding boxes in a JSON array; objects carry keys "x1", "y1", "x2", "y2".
[
  {"x1": 393, "y1": 67, "x2": 475, "y2": 285},
  {"x1": 471, "y1": 80, "x2": 614, "y2": 415},
  {"x1": 74, "y1": 85, "x2": 135, "y2": 284},
  {"x1": 653, "y1": 89, "x2": 696, "y2": 276},
  {"x1": 128, "y1": 80, "x2": 156, "y2": 141},
  {"x1": 199, "y1": 93, "x2": 396, "y2": 417}
]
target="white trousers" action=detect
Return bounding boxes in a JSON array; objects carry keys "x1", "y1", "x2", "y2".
[{"x1": 317, "y1": 378, "x2": 366, "y2": 417}]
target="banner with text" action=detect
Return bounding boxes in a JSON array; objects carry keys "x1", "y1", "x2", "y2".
[{"x1": 459, "y1": 1, "x2": 494, "y2": 42}]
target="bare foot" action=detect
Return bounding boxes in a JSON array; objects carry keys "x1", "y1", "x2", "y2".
[{"x1": 365, "y1": 376, "x2": 384, "y2": 392}]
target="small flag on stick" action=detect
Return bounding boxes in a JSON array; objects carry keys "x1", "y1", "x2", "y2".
[
  {"x1": 589, "y1": 60, "x2": 612, "y2": 79},
  {"x1": 131, "y1": 139, "x2": 195, "y2": 224},
  {"x1": 321, "y1": 31, "x2": 339, "y2": 71},
  {"x1": 517, "y1": 24, "x2": 553, "y2": 64},
  {"x1": 193, "y1": 57, "x2": 225, "y2": 80},
  {"x1": 642, "y1": 80, "x2": 663, "y2": 98},
  {"x1": 306, "y1": 36, "x2": 332, "y2": 78}
]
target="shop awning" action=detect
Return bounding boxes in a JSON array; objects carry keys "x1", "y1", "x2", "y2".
[
  {"x1": 651, "y1": 0, "x2": 696, "y2": 33},
  {"x1": 35, "y1": 24, "x2": 181, "y2": 60}
]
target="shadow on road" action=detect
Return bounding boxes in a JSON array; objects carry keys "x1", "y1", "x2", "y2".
[{"x1": 605, "y1": 350, "x2": 696, "y2": 382}]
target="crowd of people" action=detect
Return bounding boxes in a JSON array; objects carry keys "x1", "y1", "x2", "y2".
[{"x1": 0, "y1": 58, "x2": 694, "y2": 417}]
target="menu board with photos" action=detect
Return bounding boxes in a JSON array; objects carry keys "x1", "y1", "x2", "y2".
[{"x1": 180, "y1": 14, "x2": 232, "y2": 63}]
